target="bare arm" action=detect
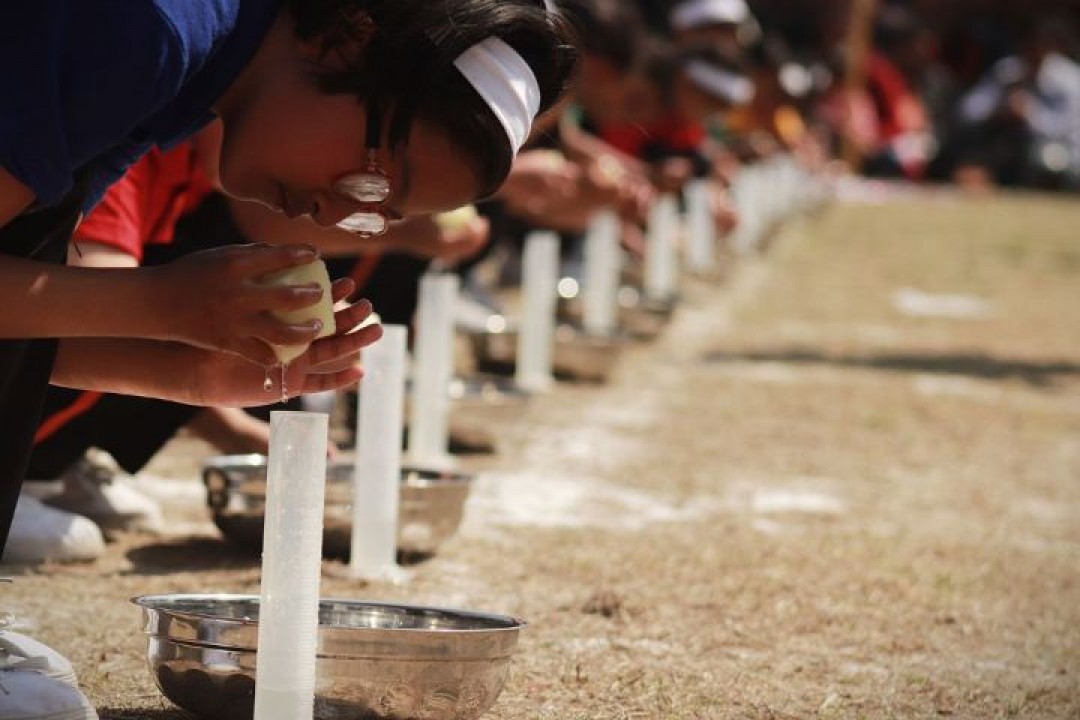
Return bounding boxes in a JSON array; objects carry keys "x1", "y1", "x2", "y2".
[
  {"x1": 52, "y1": 338, "x2": 226, "y2": 404},
  {"x1": 0, "y1": 162, "x2": 337, "y2": 360},
  {"x1": 0, "y1": 239, "x2": 355, "y2": 367},
  {"x1": 52, "y1": 296, "x2": 383, "y2": 406},
  {"x1": 68, "y1": 243, "x2": 280, "y2": 450},
  {"x1": 0, "y1": 168, "x2": 185, "y2": 340},
  {"x1": 0, "y1": 254, "x2": 173, "y2": 339},
  {"x1": 51, "y1": 338, "x2": 354, "y2": 407}
]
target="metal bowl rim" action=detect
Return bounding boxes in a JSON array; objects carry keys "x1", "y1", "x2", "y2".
[
  {"x1": 203, "y1": 455, "x2": 474, "y2": 487},
  {"x1": 448, "y1": 375, "x2": 532, "y2": 400},
  {"x1": 468, "y1": 325, "x2": 625, "y2": 349},
  {"x1": 131, "y1": 594, "x2": 527, "y2": 634}
]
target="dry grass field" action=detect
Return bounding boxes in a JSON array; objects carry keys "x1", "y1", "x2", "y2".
[{"x1": 3, "y1": 187, "x2": 1078, "y2": 719}]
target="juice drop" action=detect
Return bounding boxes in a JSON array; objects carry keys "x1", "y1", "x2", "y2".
[
  {"x1": 279, "y1": 364, "x2": 288, "y2": 405},
  {"x1": 263, "y1": 367, "x2": 273, "y2": 392}
]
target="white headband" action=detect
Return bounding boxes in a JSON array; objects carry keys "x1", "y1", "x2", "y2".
[
  {"x1": 670, "y1": 0, "x2": 750, "y2": 30},
  {"x1": 455, "y1": 38, "x2": 541, "y2": 155},
  {"x1": 684, "y1": 60, "x2": 754, "y2": 105}
]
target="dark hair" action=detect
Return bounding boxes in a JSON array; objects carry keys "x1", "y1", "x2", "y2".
[
  {"x1": 873, "y1": 4, "x2": 920, "y2": 52},
  {"x1": 637, "y1": 37, "x2": 680, "y2": 106},
  {"x1": 560, "y1": 0, "x2": 645, "y2": 73},
  {"x1": 288, "y1": 0, "x2": 578, "y2": 198}
]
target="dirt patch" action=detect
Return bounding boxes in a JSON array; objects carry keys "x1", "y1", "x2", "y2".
[{"x1": 3, "y1": 189, "x2": 1079, "y2": 719}]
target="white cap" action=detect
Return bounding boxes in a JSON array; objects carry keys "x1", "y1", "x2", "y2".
[
  {"x1": 670, "y1": 0, "x2": 751, "y2": 30},
  {"x1": 454, "y1": 38, "x2": 542, "y2": 155},
  {"x1": 779, "y1": 62, "x2": 814, "y2": 98},
  {"x1": 684, "y1": 60, "x2": 755, "y2": 105}
]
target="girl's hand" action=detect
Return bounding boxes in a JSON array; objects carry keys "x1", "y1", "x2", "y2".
[
  {"x1": 434, "y1": 215, "x2": 490, "y2": 265},
  {"x1": 499, "y1": 151, "x2": 581, "y2": 216},
  {"x1": 194, "y1": 297, "x2": 383, "y2": 407},
  {"x1": 155, "y1": 243, "x2": 337, "y2": 365}
]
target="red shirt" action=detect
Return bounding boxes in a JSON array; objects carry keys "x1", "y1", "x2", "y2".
[
  {"x1": 73, "y1": 142, "x2": 214, "y2": 261},
  {"x1": 866, "y1": 53, "x2": 927, "y2": 142},
  {"x1": 600, "y1": 117, "x2": 706, "y2": 159}
]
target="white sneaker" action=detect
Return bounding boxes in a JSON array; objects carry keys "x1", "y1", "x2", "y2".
[
  {"x1": 0, "y1": 631, "x2": 76, "y2": 689},
  {"x1": 2, "y1": 497, "x2": 104, "y2": 565},
  {"x1": 43, "y1": 451, "x2": 163, "y2": 534},
  {"x1": 0, "y1": 630, "x2": 97, "y2": 719}
]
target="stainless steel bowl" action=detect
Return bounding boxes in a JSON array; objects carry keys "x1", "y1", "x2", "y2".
[
  {"x1": 618, "y1": 293, "x2": 675, "y2": 341},
  {"x1": 556, "y1": 290, "x2": 673, "y2": 342},
  {"x1": 204, "y1": 456, "x2": 472, "y2": 558},
  {"x1": 551, "y1": 325, "x2": 622, "y2": 382},
  {"x1": 448, "y1": 375, "x2": 530, "y2": 426},
  {"x1": 132, "y1": 594, "x2": 524, "y2": 720},
  {"x1": 468, "y1": 325, "x2": 622, "y2": 383}
]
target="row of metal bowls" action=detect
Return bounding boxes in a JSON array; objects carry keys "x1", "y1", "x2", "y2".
[
  {"x1": 155, "y1": 295, "x2": 674, "y2": 718},
  {"x1": 468, "y1": 325, "x2": 622, "y2": 383},
  {"x1": 203, "y1": 455, "x2": 472, "y2": 558},
  {"x1": 467, "y1": 294, "x2": 675, "y2": 383},
  {"x1": 557, "y1": 291, "x2": 676, "y2": 342},
  {"x1": 133, "y1": 594, "x2": 524, "y2": 720}
]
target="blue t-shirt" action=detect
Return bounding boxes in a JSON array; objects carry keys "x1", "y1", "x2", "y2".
[{"x1": 0, "y1": 0, "x2": 279, "y2": 212}]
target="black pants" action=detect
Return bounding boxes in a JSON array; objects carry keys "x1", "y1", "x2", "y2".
[
  {"x1": 0, "y1": 182, "x2": 87, "y2": 552},
  {"x1": 29, "y1": 393, "x2": 202, "y2": 478}
]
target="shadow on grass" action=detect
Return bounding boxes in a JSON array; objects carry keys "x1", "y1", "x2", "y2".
[
  {"x1": 0, "y1": 564, "x2": 53, "y2": 577},
  {"x1": 123, "y1": 536, "x2": 258, "y2": 576},
  {"x1": 701, "y1": 347, "x2": 1080, "y2": 388},
  {"x1": 99, "y1": 709, "x2": 187, "y2": 720},
  {"x1": 123, "y1": 535, "x2": 436, "y2": 577}
]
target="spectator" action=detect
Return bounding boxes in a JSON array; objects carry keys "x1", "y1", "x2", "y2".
[{"x1": 953, "y1": 18, "x2": 1080, "y2": 190}]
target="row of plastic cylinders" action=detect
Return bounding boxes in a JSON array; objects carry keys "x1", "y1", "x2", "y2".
[
  {"x1": 728, "y1": 155, "x2": 825, "y2": 255},
  {"x1": 251, "y1": 155, "x2": 825, "y2": 719},
  {"x1": 407, "y1": 156, "x2": 825, "y2": 430}
]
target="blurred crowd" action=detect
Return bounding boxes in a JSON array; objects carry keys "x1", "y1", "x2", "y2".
[{"x1": 623, "y1": 0, "x2": 1080, "y2": 192}]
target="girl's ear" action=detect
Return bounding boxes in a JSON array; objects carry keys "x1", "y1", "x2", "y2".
[{"x1": 297, "y1": 7, "x2": 377, "y2": 68}]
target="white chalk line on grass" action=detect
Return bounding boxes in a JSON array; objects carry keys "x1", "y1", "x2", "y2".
[
  {"x1": 463, "y1": 254, "x2": 852, "y2": 536},
  {"x1": 891, "y1": 287, "x2": 994, "y2": 320},
  {"x1": 463, "y1": 469, "x2": 724, "y2": 532},
  {"x1": 465, "y1": 470, "x2": 849, "y2": 534},
  {"x1": 748, "y1": 488, "x2": 846, "y2": 515},
  {"x1": 463, "y1": 372, "x2": 693, "y2": 533},
  {"x1": 734, "y1": 484, "x2": 849, "y2": 538},
  {"x1": 460, "y1": 387, "x2": 852, "y2": 536}
]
